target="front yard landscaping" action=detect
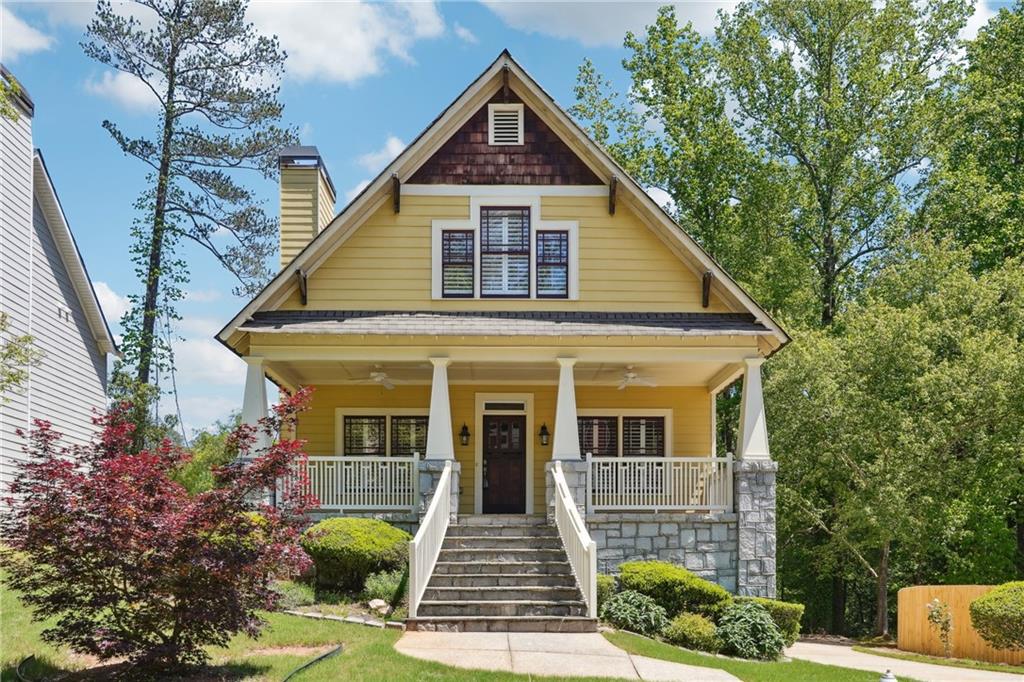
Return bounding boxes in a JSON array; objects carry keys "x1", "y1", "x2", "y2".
[{"x1": 851, "y1": 645, "x2": 1024, "y2": 676}]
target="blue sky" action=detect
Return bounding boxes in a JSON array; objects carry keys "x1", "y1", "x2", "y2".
[{"x1": 1, "y1": 0, "x2": 1002, "y2": 435}]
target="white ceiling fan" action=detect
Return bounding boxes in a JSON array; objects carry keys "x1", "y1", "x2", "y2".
[
  {"x1": 617, "y1": 366, "x2": 657, "y2": 390},
  {"x1": 349, "y1": 365, "x2": 396, "y2": 390}
]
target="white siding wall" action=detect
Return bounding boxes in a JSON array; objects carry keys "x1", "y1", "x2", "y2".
[{"x1": 1, "y1": 109, "x2": 108, "y2": 493}]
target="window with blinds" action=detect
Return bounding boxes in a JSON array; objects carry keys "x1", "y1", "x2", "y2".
[
  {"x1": 391, "y1": 416, "x2": 428, "y2": 456},
  {"x1": 622, "y1": 417, "x2": 666, "y2": 456},
  {"x1": 536, "y1": 231, "x2": 569, "y2": 298},
  {"x1": 344, "y1": 416, "x2": 386, "y2": 456},
  {"x1": 480, "y1": 207, "x2": 530, "y2": 297},
  {"x1": 578, "y1": 416, "x2": 618, "y2": 457},
  {"x1": 441, "y1": 230, "x2": 474, "y2": 297}
]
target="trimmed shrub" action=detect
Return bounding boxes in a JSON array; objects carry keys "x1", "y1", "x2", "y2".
[
  {"x1": 619, "y1": 560, "x2": 733, "y2": 618},
  {"x1": 663, "y1": 613, "x2": 722, "y2": 653},
  {"x1": 736, "y1": 596, "x2": 804, "y2": 646},
  {"x1": 300, "y1": 518, "x2": 411, "y2": 590},
  {"x1": 273, "y1": 580, "x2": 315, "y2": 609},
  {"x1": 597, "y1": 574, "x2": 616, "y2": 611},
  {"x1": 970, "y1": 582, "x2": 1024, "y2": 650},
  {"x1": 717, "y1": 601, "x2": 786, "y2": 660},
  {"x1": 600, "y1": 590, "x2": 669, "y2": 636},
  {"x1": 362, "y1": 569, "x2": 407, "y2": 606}
]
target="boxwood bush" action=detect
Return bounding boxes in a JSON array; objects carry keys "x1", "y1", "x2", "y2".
[
  {"x1": 618, "y1": 560, "x2": 733, "y2": 618},
  {"x1": 663, "y1": 612, "x2": 722, "y2": 653},
  {"x1": 970, "y1": 581, "x2": 1024, "y2": 650},
  {"x1": 597, "y1": 574, "x2": 616, "y2": 611},
  {"x1": 717, "y1": 601, "x2": 786, "y2": 660},
  {"x1": 300, "y1": 518, "x2": 411, "y2": 590},
  {"x1": 737, "y1": 596, "x2": 804, "y2": 646},
  {"x1": 600, "y1": 589, "x2": 669, "y2": 636}
]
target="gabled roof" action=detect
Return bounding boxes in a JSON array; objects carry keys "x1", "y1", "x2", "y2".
[
  {"x1": 218, "y1": 50, "x2": 789, "y2": 351},
  {"x1": 33, "y1": 151, "x2": 119, "y2": 357}
]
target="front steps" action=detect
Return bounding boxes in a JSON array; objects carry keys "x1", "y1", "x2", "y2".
[{"x1": 407, "y1": 515, "x2": 598, "y2": 633}]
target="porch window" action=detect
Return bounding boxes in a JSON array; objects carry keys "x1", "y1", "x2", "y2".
[
  {"x1": 343, "y1": 416, "x2": 386, "y2": 456},
  {"x1": 536, "y1": 231, "x2": 569, "y2": 298},
  {"x1": 622, "y1": 417, "x2": 666, "y2": 457},
  {"x1": 481, "y1": 207, "x2": 530, "y2": 297},
  {"x1": 577, "y1": 416, "x2": 618, "y2": 457},
  {"x1": 391, "y1": 416, "x2": 429, "y2": 456},
  {"x1": 441, "y1": 230, "x2": 474, "y2": 297}
]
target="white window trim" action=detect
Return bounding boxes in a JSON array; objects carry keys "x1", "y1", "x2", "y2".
[
  {"x1": 432, "y1": 195, "x2": 579, "y2": 300},
  {"x1": 334, "y1": 407, "x2": 429, "y2": 457},
  {"x1": 488, "y1": 103, "x2": 524, "y2": 146},
  {"x1": 474, "y1": 392, "x2": 534, "y2": 515},
  {"x1": 577, "y1": 408, "x2": 674, "y2": 457}
]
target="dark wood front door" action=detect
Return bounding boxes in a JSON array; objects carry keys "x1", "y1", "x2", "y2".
[{"x1": 482, "y1": 415, "x2": 527, "y2": 513}]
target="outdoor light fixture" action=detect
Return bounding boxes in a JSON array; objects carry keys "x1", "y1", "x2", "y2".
[
  {"x1": 539, "y1": 423, "x2": 550, "y2": 446},
  {"x1": 459, "y1": 423, "x2": 470, "y2": 446}
]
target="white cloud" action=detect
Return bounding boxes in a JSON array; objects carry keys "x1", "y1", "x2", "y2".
[
  {"x1": 1, "y1": 7, "x2": 54, "y2": 61},
  {"x1": 453, "y1": 22, "x2": 478, "y2": 44},
  {"x1": 248, "y1": 1, "x2": 445, "y2": 83},
  {"x1": 961, "y1": 0, "x2": 996, "y2": 41},
  {"x1": 177, "y1": 316, "x2": 223, "y2": 338},
  {"x1": 481, "y1": 2, "x2": 735, "y2": 47},
  {"x1": 645, "y1": 186, "x2": 677, "y2": 214},
  {"x1": 299, "y1": 121, "x2": 314, "y2": 142},
  {"x1": 357, "y1": 135, "x2": 406, "y2": 173},
  {"x1": 161, "y1": 394, "x2": 239, "y2": 436},
  {"x1": 93, "y1": 281, "x2": 130, "y2": 323},
  {"x1": 184, "y1": 288, "x2": 222, "y2": 303},
  {"x1": 84, "y1": 70, "x2": 157, "y2": 111},
  {"x1": 344, "y1": 179, "x2": 371, "y2": 203},
  {"x1": 172, "y1": 335, "x2": 245, "y2": 388}
]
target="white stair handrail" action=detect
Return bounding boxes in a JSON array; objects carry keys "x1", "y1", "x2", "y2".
[
  {"x1": 408, "y1": 460, "x2": 453, "y2": 618},
  {"x1": 552, "y1": 461, "x2": 598, "y2": 619}
]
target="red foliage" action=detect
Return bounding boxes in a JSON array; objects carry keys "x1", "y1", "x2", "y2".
[{"x1": 0, "y1": 387, "x2": 316, "y2": 671}]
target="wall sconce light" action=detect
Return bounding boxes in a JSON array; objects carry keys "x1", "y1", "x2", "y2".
[
  {"x1": 459, "y1": 423, "x2": 470, "y2": 446},
  {"x1": 539, "y1": 423, "x2": 550, "y2": 447}
]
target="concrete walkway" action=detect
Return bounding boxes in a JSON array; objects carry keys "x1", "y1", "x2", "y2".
[
  {"x1": 395, "y1": 631, "x2": 740, "y2": 681},
  {"x1": 787, "y1": 642, "x2": 1024, "y2": 682}
]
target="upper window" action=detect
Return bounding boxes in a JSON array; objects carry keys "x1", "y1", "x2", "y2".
[
  {"x1": 481, "y1": 207, "x2": 530, "y2": 298},
  {"x1": 536, "y1": 231, "x2": 569, "y2": 298},
  {"x1": 488, "y1": 103, "x2": 524, "y2": 145},
  {"x1": 441, "y1": 230, "x2": 474, "y2": 297},
  {"x1": 622, "y1": 417, "x2": 666, "y2": 457}
]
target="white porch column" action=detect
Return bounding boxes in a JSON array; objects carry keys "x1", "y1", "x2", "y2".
[
  {"x1": 552, "y1": 357, "x2": 581, "y2": 460},
  {"x1": 241, "y1": 356, "x2": 269, "y2": 455},
  {"x1": 425, "y1": 357, "x2": 455, "y2": 460},
  {"x1": 737, "y1": 357, "x2": 771, "y2": 460}
]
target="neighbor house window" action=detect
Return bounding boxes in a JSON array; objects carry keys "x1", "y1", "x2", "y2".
[
  {"x1": 536, "y1": 231, "x2": 569, "y2": 298},
  {"x1": 343, "y1": 416, "x2": 386, "y2": 456},
  {"x1": 622, "y1": 417, "x2": 666, "y2": 457},
  {"x1": 391, "y1": 416, "x2": 429, "y2": 456},
  {"x1": 480, "y1": 207, "x2": 530, "y2": 297},
  {"x1": 578, "y1": 416, "x2": 618, "y2": 457},
  {"x1": 441, "y1": 230, "x2": 474, "y2": 297}
]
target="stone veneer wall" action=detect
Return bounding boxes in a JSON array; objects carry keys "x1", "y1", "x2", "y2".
[{"x1": 734, "y1": 460, "x2": 777, "y2": 598}]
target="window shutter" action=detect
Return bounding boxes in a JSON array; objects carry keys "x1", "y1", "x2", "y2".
[
  {"x1": 622, "y1": 417, "x2": 666, "y2": 456},
  {"x1": 488, "y1": 104, "x2": 524, "y2": 145},
  {"x1": 578, "y1": 416, "x2": 618, "y2": 457}
]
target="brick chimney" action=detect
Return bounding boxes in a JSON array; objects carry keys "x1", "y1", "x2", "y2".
[{"x1": 278, "y1": 145, "x2": 336, "y2": 268}]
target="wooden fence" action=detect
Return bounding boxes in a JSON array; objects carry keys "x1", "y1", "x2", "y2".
[{"x1": 897, "y1": 585, "x2": 1024, "y2": 665}]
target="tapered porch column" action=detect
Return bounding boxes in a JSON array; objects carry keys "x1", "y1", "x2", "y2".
[
  {"x1": 737, "y1": 357, "x2": 770, "y2": 460},
  {"x1": 241, "y1": 356, "x2": 269, "y2": 455},
  {"x1": 552, "y1": 357, "x2": 581, "y2": 461},
  {"x1": 425, "y1": 357, "x2": 455, "y2": 460}
]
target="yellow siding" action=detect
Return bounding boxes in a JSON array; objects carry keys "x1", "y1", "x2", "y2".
[
  {"x1": 280, "y1": 166, "x2": 334, "y2": 268},
  {"x1": 296, "y1": 383, "x2": 712, "y2": 515},
  {"x1": 279, "y1": 194, "x2": 728, "y2": 312}
]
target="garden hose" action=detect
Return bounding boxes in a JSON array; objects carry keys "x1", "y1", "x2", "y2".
[{"x1": 281, "y1": 644, "x2": 343, "y2": 681}]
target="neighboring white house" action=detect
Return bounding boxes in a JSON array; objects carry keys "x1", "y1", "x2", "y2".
[{"x1": 0, "y1": 68, "x2": 118, "y2": 492}]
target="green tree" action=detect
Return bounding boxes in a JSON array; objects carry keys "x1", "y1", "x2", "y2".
[
  {"x1": 1, "y1": 69, "x2": 23, "y2": 122},
  {"x1": 82, "y1": 0, "x2": 296, "y2": 398},
  {"x1": 0, "y1": 313, "x2": 40, "y2": 400},
  {"x1": 173, "y1": 413, "x2": 240, "y2": 494}
]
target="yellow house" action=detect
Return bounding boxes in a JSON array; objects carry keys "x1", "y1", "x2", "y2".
[{"x1": 218, "y1": 51, "x2": 787, "y2": 632}]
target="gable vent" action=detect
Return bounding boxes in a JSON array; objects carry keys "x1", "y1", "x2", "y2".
[{"x1": 488, "y1": 103, "x2": 524, "y2": 146}]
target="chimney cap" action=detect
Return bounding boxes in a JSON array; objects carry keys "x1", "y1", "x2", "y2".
[{"x1": 279, "y1": 144, "x2": 335, "y2": 197}]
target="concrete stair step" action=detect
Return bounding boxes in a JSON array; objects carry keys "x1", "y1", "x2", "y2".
[
  {"x1": 446, "y1": 524, "x2": 559, "y2": 538},
  {"x1": 427, "y1": 573, "x2": 578, "y2": 588},
  {"x1": 441, "y1": 535, "x2": 563, "y2": 550},
  {"x1": 438, "y1": 548, "x2": 568, "y2": 563},
  {"x1": 406, "y1": 616, "x2": 598, "y2": 633},
  {"x1": 456, "y1": 515, "x2": 548, "y2": 526},
  {"x1": 433, "y1": 561, "x2": 573, "y2": 576},
  {"x1": 417, "y1": 599, "x2": 588, "y2": 618},
  {"x1": 422, "y1": 585, "x2": 583, "y2": 602}
]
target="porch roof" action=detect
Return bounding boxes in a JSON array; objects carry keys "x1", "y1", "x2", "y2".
[{"x1": 240, "y1": 310, "x2": 771, "y2": 338}]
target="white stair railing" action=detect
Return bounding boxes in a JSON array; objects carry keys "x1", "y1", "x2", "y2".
[
  {"x1": 552, "y1": 461, "x2": 598, "y2": 619},
  {"x1": 408, "y1": 460, "x2": 453, "y2": 619}
]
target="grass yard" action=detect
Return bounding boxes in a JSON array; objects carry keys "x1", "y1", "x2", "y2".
[{"x1": 852, "y1": 645, "x2": 1024, "y2": 676}]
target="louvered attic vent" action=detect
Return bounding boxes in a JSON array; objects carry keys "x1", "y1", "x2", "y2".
[{"x1": 488, "y1": 103, "x2": 524, "y2": 145}]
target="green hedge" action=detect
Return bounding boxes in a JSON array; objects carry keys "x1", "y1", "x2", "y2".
[
  {"x1": 600, "y1": 589, "x2": 669, "y2": 636},
  {"x1": 663, "y1": 612, "x2": 722, "y2": 653},
  {"x1": 597, "y1": 574, "x2": 616, "y2": 612},
  {"x1": 717, "y1": 601, "x2": 786, "y2": 660},
  {"x1": 618, "y1": 560, "x2": 732, "y2": 618},
  {"x1": 736, "y1": 596, "x2": 804, "y2": 646},
  {"x1": 300, "y1": 518, "x2": 411, "y2": 590},
  {"x1": 970, "y1": 582, "x2": 1024, "y2": 650}
]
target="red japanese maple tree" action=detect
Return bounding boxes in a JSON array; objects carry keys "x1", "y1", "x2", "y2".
[{"x1": 1, "y1": 388, "x2": 315, "y2": 671}]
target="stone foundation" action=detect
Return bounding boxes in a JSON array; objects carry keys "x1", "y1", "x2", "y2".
[
  {"x1": 734, "y1": 460, "x2": 777, "y2": 598},
  {"x1": 544, "y1": 460, "x2": 587, "y2": 521},
  {"x1": 418, "y1": 459, "x2": 460, "y2": 523}
]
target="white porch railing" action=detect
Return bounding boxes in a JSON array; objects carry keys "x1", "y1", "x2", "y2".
[
  {"x1": 587, "y1": 454, "x2": 733, "y2": 512},
  {"x1": 408, "y1": 460, "x2": 453, "y2": 619},
  {"x1": 552, "y1": 461, "x2": 598, "y2": 619},
  {"x1": 287, "y1": 454, "x2": 419, "y2": 511}
]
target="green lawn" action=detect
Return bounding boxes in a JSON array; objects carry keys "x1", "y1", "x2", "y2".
[{"x1": 852, "y1": 645, "x2": 1024, "y2": 676}]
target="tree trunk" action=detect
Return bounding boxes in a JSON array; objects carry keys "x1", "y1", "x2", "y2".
[
  {"x1": 820, "y1": 228, "x2": 837, "y2": 327},
  {"x1": 831, "y1": 573, "x2": 846, "y2": 635},
  {"x1": 875, "y1": 540, "x2": 890, "y2": 637}
]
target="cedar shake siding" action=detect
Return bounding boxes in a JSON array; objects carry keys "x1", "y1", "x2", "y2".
[{"x1": 409, "y1": 92, "x2": 601, "y2": 185}]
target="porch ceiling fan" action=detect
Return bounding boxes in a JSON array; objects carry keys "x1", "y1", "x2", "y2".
[
  {"x1": 349, "y1": 365, "x2": 395, "y2": 390},
  {"x1": 617, "y1": 366, "x2": 657, "y2": 390}
]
